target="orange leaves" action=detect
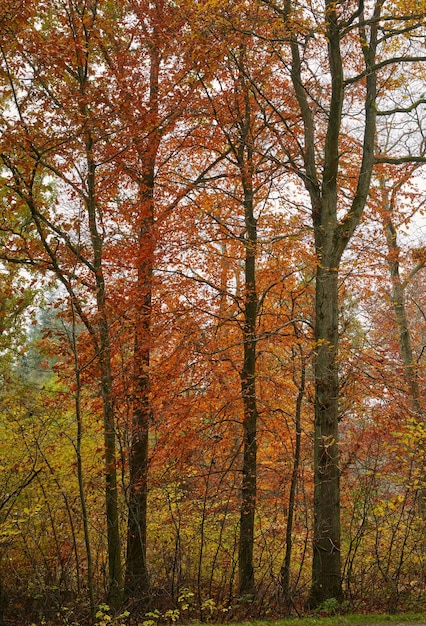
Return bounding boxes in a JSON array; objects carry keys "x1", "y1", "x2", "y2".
[{"x1": 0, "y1": 0, "x2": 426, "y2": 614}]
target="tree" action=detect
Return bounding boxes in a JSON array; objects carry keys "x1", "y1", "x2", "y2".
[
  {"x1": 96, "y1": 0, "x2": 231, "y2": 598},
  {"x1": 375, "y1": 169, "x2": 426, "y2": 522},
  {"x1": 1, "y1": 0, "x2": 426, "y2": 618},
  {"x1": 181, "y1": 13, "x2": 281, "y2": 591},
  {"x1": 0, "y1": 0, "x2": 124, "y2": 600},
  {"x1": 259, "y1": 0, "x2": 426, "y2": 604}
]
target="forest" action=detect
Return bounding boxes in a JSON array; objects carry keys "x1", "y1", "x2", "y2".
[{"x1": 0, "y1": 0, "x2": 425, "y2": 624}]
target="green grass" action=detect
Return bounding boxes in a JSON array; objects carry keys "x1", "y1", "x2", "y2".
[
  {"x1": 184, "y1": 614, "x2": 426, "y2": 626},
  {"x1": 235, "y1": 614, "x2": 426, "y2": 626}
]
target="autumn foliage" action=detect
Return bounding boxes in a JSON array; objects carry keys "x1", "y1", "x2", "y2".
[{"x1": 0, "y1": 0, "x2": 425, "y2": 624}]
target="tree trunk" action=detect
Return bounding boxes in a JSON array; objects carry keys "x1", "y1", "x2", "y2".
[
  {"x1": 310, "y1": 261, "x2": 342, "y2": 605},
  {"x1": 70, "y1": 303, "x2": 96, "y2": 623},
  {"x1": 281, "y1": 347, "x2": 305, "y2": 601},
  {"x1": 281, "y1": 0, "x2": 379, "y2": 604},
  {"x1": 74, "y1": 19, "x2": 123, "y2": 598},
  {"x1": 384, "y1": 217, "x2": 422, "y2": 414},
  {"x1": 124, "y1": 349, "x2": 151, "y2": 600},
  {"x1": 124, "y1": 186, "x2": 154, "y2": 602},
  {"x1": 383, "y1": 207, "x2": 425, "y2": 521},
  {"x1": 238, "y1": 218, "x2": 258, "y2": 596},
  {"x1": 238, "y1": 107, "x2": 258, "y2": 596},
  {"x1": 86, "y1": 146, "x2": 123, "y2": 603},
  {"x1": 124, "y1": 10, "x2": 160, "y2": 599}
]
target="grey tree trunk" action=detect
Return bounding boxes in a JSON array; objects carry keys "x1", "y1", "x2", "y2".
[
  {"x1": 385, "y1": 216, "x2": 422, "y2": 414},
  {"x1": 383, "y1": 204, "x2": 425, "y2": 520}
]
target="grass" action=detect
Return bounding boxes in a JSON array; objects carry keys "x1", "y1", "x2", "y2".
[{"x1": 237, "y1": 614, "x2": 426, "y2": 626}]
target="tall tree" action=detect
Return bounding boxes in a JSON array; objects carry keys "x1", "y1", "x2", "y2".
[
  {"x1": 0, "y1": 0, "x2": 124, "y2": 600},
  {"x1": 189, "y1": 26, "x2": 271, "y2": 592},
  {"x1": 96, "y1": 0, "x2": 231, "y2": 599},
  {"x1": 259, "y1": 0, "x2": 426, "y2": 604},
  {"x1": 376, "y1": 172, "x2": 425, "y2": 519}
]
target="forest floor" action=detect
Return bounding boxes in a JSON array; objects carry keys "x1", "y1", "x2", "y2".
[{"x1": 4, "y1": 610, "x2": 426, "y2": 626}]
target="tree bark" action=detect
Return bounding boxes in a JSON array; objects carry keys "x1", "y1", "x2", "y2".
[
  {"x1": 281, "y1": 0, "x2": 380, "y2": 604},
  {"x1": 239, "y1": 213, "x2": 258, "y2": 596},
  {"x1": 85, "y1": 138, "x2": 123, "y2": 603},
  {"x1": 385, "y1": 216, "x2": 422, "y2": 414},
  {"x1": 124, "y1": 19, "x2": 160, "y2": 598},
  {"x1": 71, "y1": 7, "x2": 124, "y2": 596},
  {"x1": 310, "y1": 262, "x2": 342, "y2": 604},
  {"x1": 383, "y1": 201, "x2": 425, "y2": 521},
  {"x1": 124, "y1": 193, "x2": 154, "y2": 601},
  {"x1": 238, "y1": 67, "x2": 258, "y2": 596},
  {"x1": 281, "y1": 346, "x2": 305, "y2": 601}
]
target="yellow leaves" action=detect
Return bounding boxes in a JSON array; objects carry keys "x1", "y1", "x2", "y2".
[
  {"x1": 372, "y1": 493, "x2": 406, "y2": 518},
  {"x1": 395, "y1": 417, "x2": 426, "y2": 458},
  {"x1": 0, "y1": 503, "x2": 43, "y2": 538},
  {"x1": 316, "y1": 337, "x2": 335, "y2": 350},
  {"x1": 387, "y1": 0, "x2": 426, "y2": 17},
  {"x1": 372, "y1": 502, "x2": 385, "y2": 517},
  {"x1": 321, "y1": 434, "x2": 336, "y2": 448}
]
